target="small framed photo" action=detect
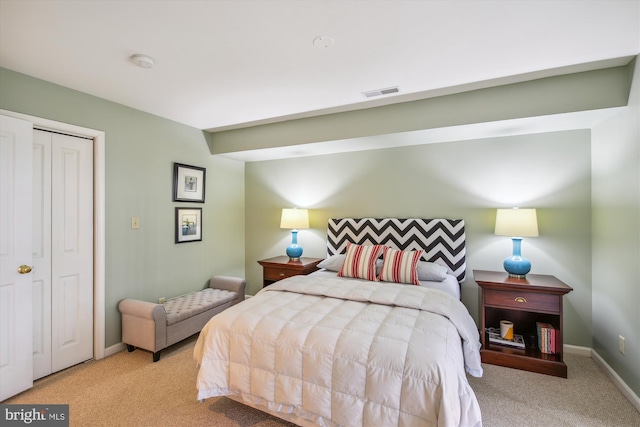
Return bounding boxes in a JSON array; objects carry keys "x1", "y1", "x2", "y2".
[
  {"x1": 173, "y1": 163, "x2": 206, "y2": 203},
  {"x1": 175, "y1": 208, "x2": 202, "y2": 243}
]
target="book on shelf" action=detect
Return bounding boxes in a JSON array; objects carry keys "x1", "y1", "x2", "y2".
[
  {"x1": 536, "y1": 322, "x2": 556, "y2": 354},
  {"x1": 486, "y1": 327, "x2": 525, "y2": 349}
]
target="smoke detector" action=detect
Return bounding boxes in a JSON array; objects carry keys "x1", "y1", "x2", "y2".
[
  {"x1": 131, "y1": 54, "x2": 155, "y2": 69},
  {"x1": 313, "y1": 36, "x2": 334, "y2": 48}
]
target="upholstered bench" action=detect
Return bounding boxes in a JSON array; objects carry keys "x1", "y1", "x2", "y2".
[{"x1": 118, "y1": 275, "x2": 245, "y2": 362}]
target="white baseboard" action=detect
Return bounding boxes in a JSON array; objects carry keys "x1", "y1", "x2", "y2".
[
  {"x1": 591, "y1": 349, "x2": 640, "y2": 413},
  {"x1": 104, "y1": 342, "x2": 126, "y2": 358},
  {"x1": 564, "y1": 344, "x2": 592, "y2": 357}
]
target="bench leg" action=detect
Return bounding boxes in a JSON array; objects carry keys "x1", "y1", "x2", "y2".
[
  {"x1": 153, "y1": 351, "x2": 161, "y2": 362},
  {"x1": 126, "y1": 344, "x2": 135, "y2": 352}
]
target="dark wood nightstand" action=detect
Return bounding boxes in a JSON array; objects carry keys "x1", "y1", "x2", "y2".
[
  {"x1": 474, "y1": 270, "x2": 573, "y2": 378},
  {"x1": 257, "y1": 256, "x2": 323, "y2": 287}
]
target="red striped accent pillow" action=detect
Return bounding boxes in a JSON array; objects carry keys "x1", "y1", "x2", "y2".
[
  {"x1": 337, "y1": 242, "x2": 384, "y2": 281},
  {"x1": 378, "y1": 247, "x2": 424, "y2": 285}
]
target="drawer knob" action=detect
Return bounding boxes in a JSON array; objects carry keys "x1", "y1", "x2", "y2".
[
  {"x1": 279, "y1": 273, "x2": 285, "y2": 277},
  {"x1": 514, "y1": 297, "x2": 527, "y2": 303}
]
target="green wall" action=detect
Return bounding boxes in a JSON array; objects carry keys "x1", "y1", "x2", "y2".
[
  {"x1": 0, "y1": 68, "x2": 246, "y2": 348},
  {"x1": 592, "y1": 58, "x2": 640, "y2": 396},
  {"x1": 245, "y1": 130, "x2": 594, "y2": 347}
]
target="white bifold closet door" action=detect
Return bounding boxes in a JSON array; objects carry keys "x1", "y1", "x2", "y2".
[{"x1": 32, "y1": 129, "x2": 93, "y2": 380}]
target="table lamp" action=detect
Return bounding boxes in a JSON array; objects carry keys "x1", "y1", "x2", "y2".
[
  {"x1": 494, "y1": 207, "x2": 538, "y2": 278},
  {"x1": 280, "y1": 208, "x2": 309, "y2": 261}
]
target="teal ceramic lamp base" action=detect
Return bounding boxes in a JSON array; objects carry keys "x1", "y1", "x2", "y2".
[
  {"x1": 503, "y1": 237, "x2": 531, "y2": 278},
  {"x1": 286, "y1": 229, "x2": 303, "y2": 261}
]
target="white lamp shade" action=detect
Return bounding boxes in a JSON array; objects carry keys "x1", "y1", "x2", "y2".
[
  {"x1": 280, "y1": 208, "x2": 309, "y2": 229},
  {"x1": 495, "y1": 208, "x2": 539, "y2": 237}
]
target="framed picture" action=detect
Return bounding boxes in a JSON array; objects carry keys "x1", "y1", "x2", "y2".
[
  {"x1": 175, "y1": 208, "x2": 202, "y2": 243},
  {"x1": 173, "y1": 163, "x2": 206, "y2": 203}
]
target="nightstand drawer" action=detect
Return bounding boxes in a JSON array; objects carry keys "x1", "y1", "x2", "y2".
[
  {"x1": 259, "y1": 256, "x2": 324, "y2": 287},
  {"x1": 263, "y1": 268, "x2": 298, "y2": 281},
  {"x1": 484, "y1": 289, "x2": 560, "y2": 313}
]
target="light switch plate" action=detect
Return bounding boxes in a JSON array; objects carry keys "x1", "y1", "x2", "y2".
[{"x1": 131, "y1": 216, "x2": 140, "y2": 229}]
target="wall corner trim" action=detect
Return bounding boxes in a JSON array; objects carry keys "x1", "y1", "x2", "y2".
[
  {"x1": 591, "y1": 349, "x2": 640, "y2": 412},
  {"x1": 104, "y1": 343, "x2": 126, "y2": 358}
]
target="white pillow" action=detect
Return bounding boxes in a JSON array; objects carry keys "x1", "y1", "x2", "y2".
[
  {"x1": 317, "y1": 254, "x2": 346, "y2": 272},
  {"x1": 416, "y1": 261, "x2": 448, "y2": 282}
]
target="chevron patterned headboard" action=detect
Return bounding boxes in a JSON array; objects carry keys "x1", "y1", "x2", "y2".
[{"x1": 327, "y1": 218, "x2": 467, "y2": 283}]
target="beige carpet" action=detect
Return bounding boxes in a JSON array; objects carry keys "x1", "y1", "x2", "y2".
[
  {"x1": 467, "y1": 354, "x2": 640, "y2": 427},
  {"x1": 3, "y1": 335, "x2": 639, "y2": 427}
]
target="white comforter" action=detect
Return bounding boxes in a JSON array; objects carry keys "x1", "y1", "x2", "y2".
[{"x1": 194, "y1": 275, "x2": 483, "y2": 427}]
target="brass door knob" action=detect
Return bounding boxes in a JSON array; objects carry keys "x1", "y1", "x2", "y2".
[{"x1": 17, "y1": 265, "x2": 32, "y2": 274}]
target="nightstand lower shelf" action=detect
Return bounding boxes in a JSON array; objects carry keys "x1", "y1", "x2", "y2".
[{"x1": 481, "y1": 345, "x2": 567, "y2": 378}]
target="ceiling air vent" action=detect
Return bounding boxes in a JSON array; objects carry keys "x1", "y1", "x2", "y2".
[{"x1": 362, "y1": 86, "x2": 400, "y2": 98}]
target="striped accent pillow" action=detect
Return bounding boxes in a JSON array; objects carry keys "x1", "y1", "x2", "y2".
[
  {"x1": 378, "y1": 247, "x2": 424, "y2": 285},
  {"x1": 337, "y1": 242, "x2": 384, "y2": 281}
]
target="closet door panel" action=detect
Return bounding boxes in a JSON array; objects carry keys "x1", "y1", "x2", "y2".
[{"x1": 51, "y1": 133, "x2": 93, "y2": 373}]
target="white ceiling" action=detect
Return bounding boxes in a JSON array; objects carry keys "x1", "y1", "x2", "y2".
[{"x1": 1, "y1": 0, "x2": 639, "y2": 160}]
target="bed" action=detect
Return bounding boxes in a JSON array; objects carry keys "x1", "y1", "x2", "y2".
[{"x1": 194, "y1": 218, "x2": 483, "y2": 427}]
